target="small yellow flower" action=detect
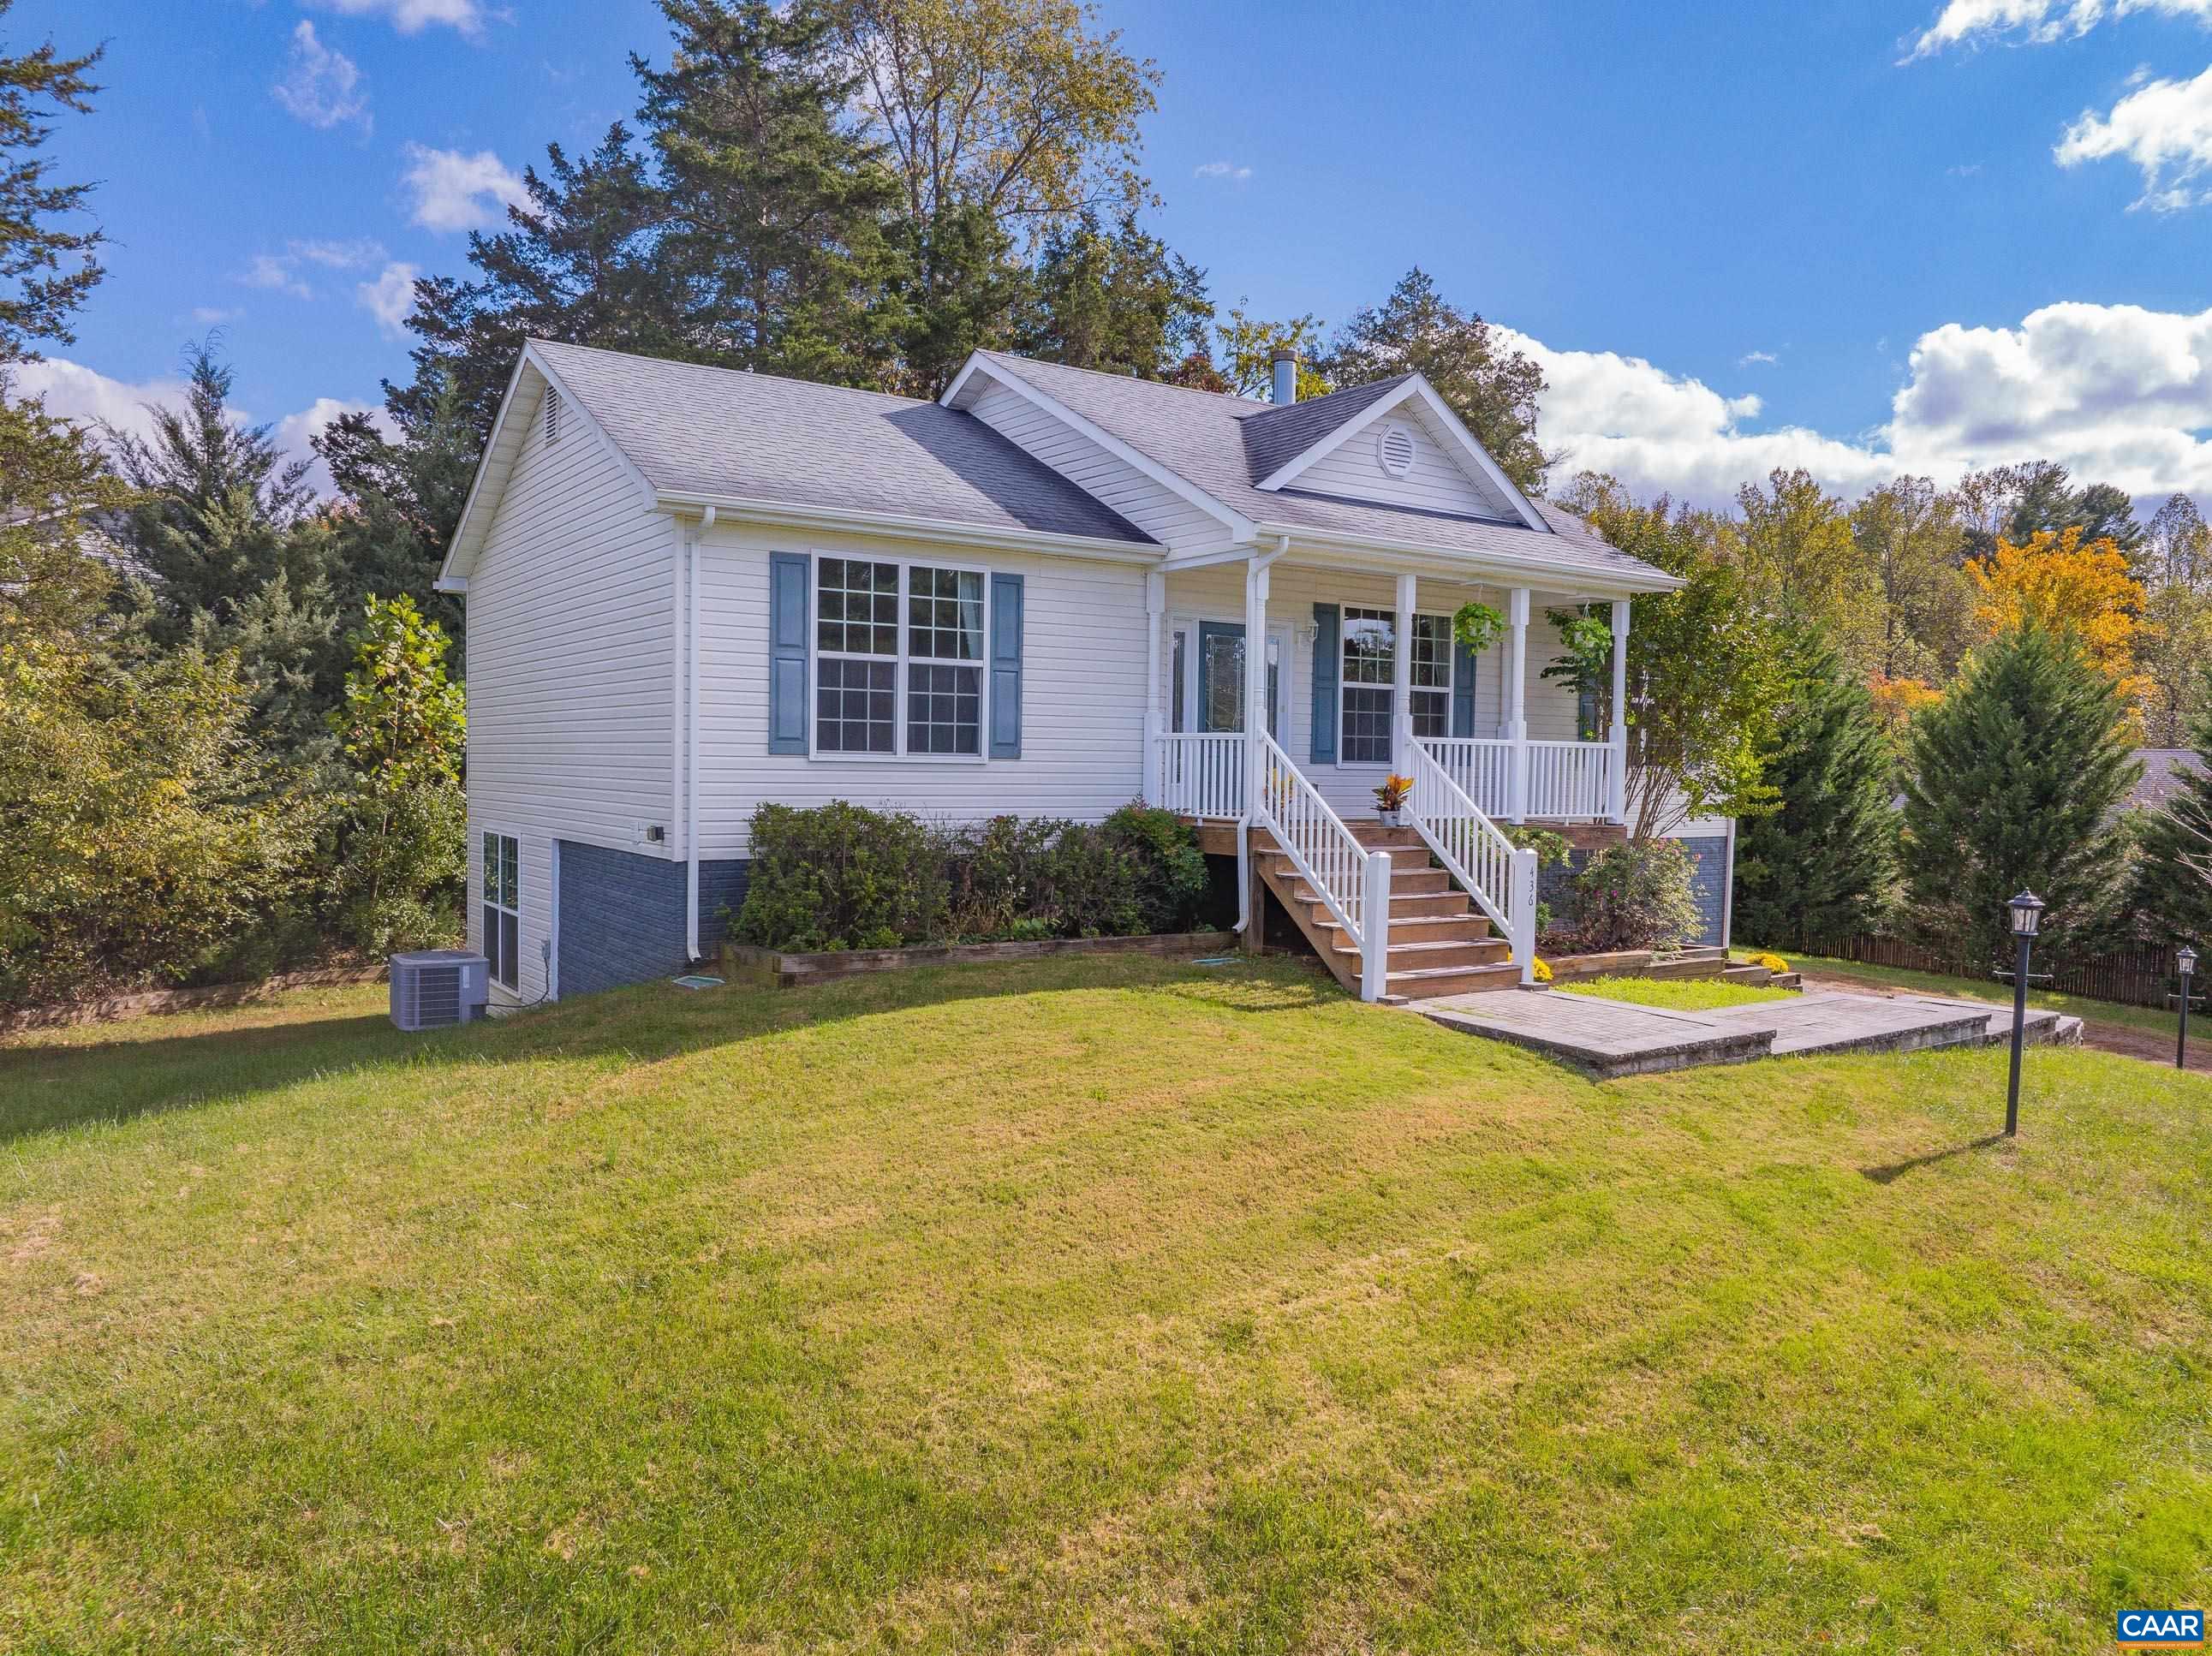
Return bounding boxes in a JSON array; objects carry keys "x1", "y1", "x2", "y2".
[
  {"x1": 1531, "y1": 956, "x2": 1554, "y2": 983},
  {"x1": 1750, "y1": 951, "x2": 1790, "y2": 974}
]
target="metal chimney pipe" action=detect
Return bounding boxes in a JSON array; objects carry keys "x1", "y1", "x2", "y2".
[{"x1": 1271, "y1": 347, "x2": 1297, "y2": 406}]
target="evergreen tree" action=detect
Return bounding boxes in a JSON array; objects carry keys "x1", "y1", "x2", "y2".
[
  {"x1": 397, "y1": 123, "x2": 691, "y2": 442},
  {"x1": 0, "y1": 3, "x2": 104, "y2": 365},
  {"x1": 1732, "y1": 638, "x2": 1896, "y2": 949},
  {"x1": 106, "y1": 343, "x2": 343, "y2": 750},
  {"x1": 1900, "y1": 622, "x2": 2141, "y2": 967},
  {"x1": 2127, "y1": 661, "x2": 2212, "y2": 947},
  {"x1": 1012, "y1": 208, "x2": 1211, "y2": 381},
  {"x1": 1318, "y1": 268, "x2": 1550, "y2": 494},
  {"x1": 636, "y1": 0, "x2": 904, "y2": 386}
]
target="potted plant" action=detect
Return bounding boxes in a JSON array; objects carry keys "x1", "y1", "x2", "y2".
[{"x1": 1374, "y1": 773, "x2": 1415, "y2": 827}]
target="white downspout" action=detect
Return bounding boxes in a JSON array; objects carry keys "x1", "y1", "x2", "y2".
[{"x1": 684, "y1": 505, "x2": 715, "y2": 962}]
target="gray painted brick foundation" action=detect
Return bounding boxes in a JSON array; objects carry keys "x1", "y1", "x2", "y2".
[
  {"x1": 556, "y1": 840, "x2": 750, "y2": 998},
  {"x1": 1535, "y1": 836, "x2": 1732, "y2": 950}
]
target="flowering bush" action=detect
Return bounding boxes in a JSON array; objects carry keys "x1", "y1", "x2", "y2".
[
  {"x1": 1530, "y1": 956, "x2": 1554, "y2": 983},
  {"x1": 1749, "y1": 950, "x2": 1790, "y2": 974}
]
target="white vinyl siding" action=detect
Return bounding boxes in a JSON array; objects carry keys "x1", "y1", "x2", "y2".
[
  {"x1": 965, "y1": 379, "x2": 1223, "y2": 549},
  {"x1": 463, "y1": 378, "x2": 677, "y2": 1006},
  {"x1": 695, "y1": 522, "x2": 1150, "y2": 857},
  {"x1": 1290, "y1": 401, "x2": 1525, "y2": 523}
]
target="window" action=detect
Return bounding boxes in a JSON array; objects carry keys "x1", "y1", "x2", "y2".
[
  {"x1": 1339, "y1": 608, "x2": 1453, "y2": 760},
  {"x1": 482, "y1": 831, "x2": 519, "y2": 991},
  {"x1": 1340, "y1": 608, "x2": 1396, "y2": 764},
  {"x1": 1410, "y1": 613, "x2": 1452, "y2": 738},
  {"x1": 814, "y1": 557, "x2": 985, "y2": 757}
]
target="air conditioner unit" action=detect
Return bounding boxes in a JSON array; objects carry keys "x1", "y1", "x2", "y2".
[{"x1": 389, "y1": 950, "x2": 492, "y2": 1031}]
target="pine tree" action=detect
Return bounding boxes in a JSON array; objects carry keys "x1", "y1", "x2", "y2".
[
  {"x1": 2127, "y1": 661, "x2": 2212, "y2": 947},
  {"x1": 636, "y1": 0, "x2": 903, "y2": 385},
  {"x1": 1732, "y1": 638, "x2": 1895, "y2": 949},
  {"x1": 1900, "y1": 622, "x2": 2141, "y2": 967},
  {"x1": 1012, "y1": 208, "x2": 1212, "y2": 382},
  {"x1": 106, "y1": 343, "x2": 343, "y2": 749},
  {"x1": 0, "y1": 3, "x2": 104, "y2": 365}
]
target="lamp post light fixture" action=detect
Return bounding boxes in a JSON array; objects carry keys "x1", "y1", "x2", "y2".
[
  {"x1": 2180, "y1": 945, "x2": 2199, "y2": 1072},
  {"x1": 2005, "y1": 891, "x2": 2044, "y2": 1138}
]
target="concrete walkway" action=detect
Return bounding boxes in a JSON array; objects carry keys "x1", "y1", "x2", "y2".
[{"x1": 1414, "y1": 988, "x2": 2082, "y2": 1080}]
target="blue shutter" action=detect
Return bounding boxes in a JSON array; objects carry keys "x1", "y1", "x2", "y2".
[
  {"x1": 1452, "y1": 634, "x2": 1478, "y2": 738},
  {"x1": 768, "y1": 551, "x2": 810, "y2": 754},
  {"x1": 1309, "y1": 603, "x2": 1340, "y2": 764},
  {"x1": 989, "y1": 572, "x2": 1023, "y2": 759}
]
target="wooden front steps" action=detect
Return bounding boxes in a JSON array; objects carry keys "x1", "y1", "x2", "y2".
[{"x1": 1250, "y1": 821, "x2": 1522, "y2": 1001}]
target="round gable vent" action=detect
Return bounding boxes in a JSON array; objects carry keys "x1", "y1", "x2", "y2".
[{"x1": 1377, "y1": 420, "x2": 1416, "y2": 479}]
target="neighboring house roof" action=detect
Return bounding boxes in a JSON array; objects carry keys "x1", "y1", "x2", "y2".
[
  {"x1": 2132, "y1": 748, "x2": 2202, "y2": 813},
  {"x1": 531, "y1": 340, "x2": 1154, "y2": 545},
  {"x1": 441, "y1": 338, "x2": 1678, "y2": 594}
]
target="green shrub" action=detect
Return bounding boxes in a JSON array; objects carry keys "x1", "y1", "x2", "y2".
[
  {"x1": 1564, "y1": 839, "x2": 1702, "y2": 953},
  {"x1": 736, "y1": 802, "x2": 952, "y2": 951},
  {"x1": 736, "y1": 801, "x2": 1208, "y2": 951}
]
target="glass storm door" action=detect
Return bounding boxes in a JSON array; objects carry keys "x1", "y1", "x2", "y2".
[{"x1": 1193, "y1": 622, "x2": 1282, "y2": 737}]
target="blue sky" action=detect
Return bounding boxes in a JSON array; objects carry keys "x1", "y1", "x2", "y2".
[{"x1": 19, "y1": 0, "x2": 2212, "y2": 505}]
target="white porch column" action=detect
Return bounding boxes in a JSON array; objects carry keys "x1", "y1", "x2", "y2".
[
  {"x1": 1505, "y1": 587, "x2": 1530, "y2": 822},
  {"x1": 1607, "y1": 597, "x2": 1631, "y2": 825},
  {"x1": 1241, "y1": 554, "x2": 1271, "y2": 955},
  {"x1": 1143, "y1": 571, "x2": 1166, "y2": 806},
  {"x1": 1392, "y1": 571, "x2": 1416, "y2": 775}
]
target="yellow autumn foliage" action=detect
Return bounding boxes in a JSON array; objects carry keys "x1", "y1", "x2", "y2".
[{"x1": 1968, "y1": 527, "x2": 2149, "y2": 702}]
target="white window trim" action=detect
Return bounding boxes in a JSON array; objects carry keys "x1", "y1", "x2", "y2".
[
  {"x1": 808, "y1": 551, "x2": 993, "y2": 765},
  {"x1": 481, "y1": 827, "x2": 522, "y2": 992},
  {"x1": 1338, "y1": 607, "x2": 1453, "y2": 768}
]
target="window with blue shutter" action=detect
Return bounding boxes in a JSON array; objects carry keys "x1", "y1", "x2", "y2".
[
  {"x1": 1309, "y1": 603, "x2": 1340, "y2": 763},
  {"x1": 989, "y1": 572, "x2": 1023, "y2": 759}
]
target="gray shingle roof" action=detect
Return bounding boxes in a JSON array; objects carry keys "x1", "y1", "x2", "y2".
[
  {"x1": 531, "y1": 339, "x2": 1154, "y2": 545},
  {"x1": 970, "y1": 352, "x2": 1671, "y2": 587},
  {"x1": 1237, "y1": 375, "x2": 1413, "y2": 480}
]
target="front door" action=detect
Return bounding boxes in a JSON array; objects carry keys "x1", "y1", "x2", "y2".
[{"x1": 1187, "y1": 620, "x2": 1285, "y2": 738}]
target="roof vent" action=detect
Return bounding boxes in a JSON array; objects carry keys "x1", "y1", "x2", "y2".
[
  {"x1": 1377, "y1": 420, "x2": 1416, "y2": 478},
  {"x1": 544, "y1": 388, "x2": 562, "y2": 447},
  {"x1": 1271, "y1": 347, "x2": 1297, "y2": 407}
]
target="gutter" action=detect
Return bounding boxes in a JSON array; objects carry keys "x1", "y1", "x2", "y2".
[
  {"x1": 1249, "y1": 520, "x2": 1687, "y2": 596},
  {"x1": 653, "y1": 490, "x2": 1160, "y2": 563}
]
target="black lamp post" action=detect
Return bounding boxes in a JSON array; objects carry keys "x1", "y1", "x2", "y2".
[
  {"x1": 2179, "y1": 945, "x2": 2198, "y2": 1072},
  {"x1": 2005, "y1": 891, "x2": 2044, "y2": 1138}
]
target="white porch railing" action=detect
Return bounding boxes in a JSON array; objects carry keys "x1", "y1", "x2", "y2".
[
  {"x1": 1406, "y1": 740, "x2": 1538, "y2": 986},
  {"x1": 1527, "y1": 740, "x2": 1613, "y2": 821},
  {"x1": 1418, "y1": 736, "x2": 1619, "y2": 822},
  {"x1": 1252, "y1": 732, "x2": 1392, "y2": 1000},
  {"x1": 1154, "y1": 731, "x2": 1244, "y2": 819}
]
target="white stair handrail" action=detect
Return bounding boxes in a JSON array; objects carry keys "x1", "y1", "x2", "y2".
[
  {"x1": 1408, "y1": 738, "x2": 1539, "y2": 985},
  {"x1": 1249, "y1": 731, "x2": 1372, "y2": 954}
]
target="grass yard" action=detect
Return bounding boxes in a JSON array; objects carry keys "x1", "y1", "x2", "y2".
[
  {"x1": 1557, "y1": 974, "x2": 1796, "y2": 1012},
  {"x1": 4, "y1": 956, "x2": 2211, "y2": 1652}
]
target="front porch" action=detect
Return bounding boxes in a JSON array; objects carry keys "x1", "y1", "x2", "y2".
[{"x1": 1132, "y1": 546, "x2": 1645, "y2": 1004}]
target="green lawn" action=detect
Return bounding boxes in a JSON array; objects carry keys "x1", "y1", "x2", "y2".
[
  {"x1": 4, "y1": 956, "x2": 2210, "y2": 1652},
  {"x1": 1757, "y1": 948, "x2": 2182, "y2": 1039},
  {"x1": 1558, "y1": 973, "x2": 1797, "y2": 1012}
]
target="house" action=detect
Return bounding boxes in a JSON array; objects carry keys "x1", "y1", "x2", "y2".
[{"x1": 435, "y1": 340, "x2": 1704, "y2": 1007}]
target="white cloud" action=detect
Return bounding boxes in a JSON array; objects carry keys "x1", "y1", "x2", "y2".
[
  {"x1": 303, "y1": 0, "x2": 489, "y2": 38},
  {"x1": 292, "y1": 236, "x2": 386, "y2": 269},
  {"x1": 357, "y1": 261, "x2": 420, "y2": 339},
  {"x1": 190, "y1": 307, "x2": 241, "y2": 326},
  {"x1": 273, "y1": 21, "x2": 370, "y2": 132},
  {"x1": 238, "y1": 253, "x2": 313, "y2": 299},
  {"x1": 2055, "y1": 63, "x2": 2212, "y2": 208},
  {"x1": 401, "y1": 141, "x2": 527, "y2": 231},
  {"x1": 9, "y1": 355, "x2": 393, "y2": 497},
  {"x1": 1194, "y1": 160, "x2": 1253, "y2": 181},
  {"x1": 1504, "y1": 299, "x2": 2212, "y2": 509},
  {"x1": 1738, "y1": 349, "x2": 1780, "y2": 366},
  {"x1": 1907, "y1": 0, "x2": 2212, "y2": 57}
]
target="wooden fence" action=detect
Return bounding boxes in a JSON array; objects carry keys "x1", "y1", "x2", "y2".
[{"x1": 1817, "y1": 933, "x2": 2186, "y2": 1012}]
